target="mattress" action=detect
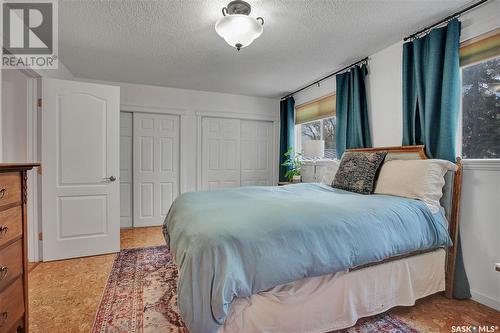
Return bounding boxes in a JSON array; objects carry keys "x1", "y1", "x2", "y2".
[{"x1": 219, "y1": 249, "x2": 446, "y2": 333}]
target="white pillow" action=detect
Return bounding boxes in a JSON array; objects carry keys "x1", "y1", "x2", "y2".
[{"x1": 374, "y1": 159, "x2": 457, "y2": 213}]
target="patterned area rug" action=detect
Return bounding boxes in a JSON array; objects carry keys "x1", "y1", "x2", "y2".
[{"x1": 92, "y1": 246, "x2": 421, "y2": 333}]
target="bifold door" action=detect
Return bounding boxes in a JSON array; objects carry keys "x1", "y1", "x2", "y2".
[
  {"x1": 41, "y1": 78, "x2": 120, "y2": 261},
  {"x1": 240, "y1": 120, "x2": 274, "y2": 186},
  {"x1": 201, "y1": 117, "x2": 241, "y2": 190},
  {"x1": 201, "y1": 117, "x2": 274, "y2": 190},
  {"x1": 133, "y1": 113, "x2": 179, "y2": 227},
  {"x1": 120, "y1": 112, "x2": 133, "y2": 228}
]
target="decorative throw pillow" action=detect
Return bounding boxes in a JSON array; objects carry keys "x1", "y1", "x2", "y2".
[
  {"x1": 332, "y1": 151, "x2": 387, "y2": 194},
  {"x1": 374, "y1": 159, "x2": 458, "y2": 213}
]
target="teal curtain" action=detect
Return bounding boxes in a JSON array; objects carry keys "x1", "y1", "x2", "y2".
[
  {"x1": 402, "y1": 19, "x2": 470, "y2": 299},
  {"x1": 402, "y1": 19, "x2": 461, "y2": 161},
  {"x1": 335, "y1": 64, "x2": 371, "y2": 157},
  {"x1": 279, "y1": 97, "x2": 295, "y2": 181}
]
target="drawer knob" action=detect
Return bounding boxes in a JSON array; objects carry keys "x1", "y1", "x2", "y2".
[
  {"x1": 0, "y1": 312, "x2": 7, "y2": 327},
  {"x1": 0, "y1": 267, "x2": 7, "y2": 280},
  {"x1": 0, "y1": 188, "x2": 5, "y2": 199},
  {"x1": 0, "y1": 227, "x2": 7, "y2": 238}
]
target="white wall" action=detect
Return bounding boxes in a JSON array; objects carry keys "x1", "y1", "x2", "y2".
[
  {"x1": 33, "y1": 62, "x2": 75, "y2": 81},
  {"x1": 294, "y1": 76, "x2": 336, "y2": 107},
  {"x1": 0, "y1": 61, "x2": 73, "y2": 163},
  {"x1": 293, "y1": 43, "x2": 403, "y2": 147},
  {"x1": 1, "y1": 69, "x2": 30, "y2": 162},
  {"x1": 461, "y1": 161, "x2": 500, "y2": 310},
  {"x1": 291, "y1": 0, "x2": 500, "y2": 310},
  {"x1": 365, "y1": 42, "x2": 403, "y2": 147},
  {"x1": 455, "y1": 0, "x2": 500, "y2": 311},
  {"x1": 78, "y1": 79, "x2": 280, "y2": 194}
]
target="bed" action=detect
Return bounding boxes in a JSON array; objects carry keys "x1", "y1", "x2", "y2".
[{"x1": 162, "y1": 145, "x2": 462, "y2": 333}]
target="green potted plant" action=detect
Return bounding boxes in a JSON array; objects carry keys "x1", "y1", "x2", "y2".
[{"x1": 282, "y1": 147, "x2": 304, "y2": 183}]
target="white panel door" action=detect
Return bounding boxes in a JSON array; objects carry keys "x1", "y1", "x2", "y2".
[
  {"x1": 120, "y1": 112, "x2": 133, "y2": 228},
  {"x1": 42, "y1": 78, "x2": 120, "y2": 261},
  {"x1": 202, "y1": 117, "x2": 240, "y2": 190},
  {"x1": 240, "y1": 120, "x2": 274, "y2": 186},
  {"x1": 133, "y1": 113, "x2": 179, "y2": 227}
]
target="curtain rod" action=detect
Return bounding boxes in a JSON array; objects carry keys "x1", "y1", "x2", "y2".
[
  {"x1": 280, "y1": 57, "x2": 368, "y2": 100},
  {"x1": 404, "y1": 0, "x2": 489, "y2": 41}
]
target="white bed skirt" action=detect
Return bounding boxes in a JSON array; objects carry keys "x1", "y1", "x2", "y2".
[{"x1": 219, "y1": 249, "x2": 445, "y2": 333}]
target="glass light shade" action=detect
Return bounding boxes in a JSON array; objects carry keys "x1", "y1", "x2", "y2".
[{"x1": 215, "y1": 14, "x2": 263, "y2": 49}]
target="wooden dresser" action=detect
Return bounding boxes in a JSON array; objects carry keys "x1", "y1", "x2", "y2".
[{"x1": 0, "y1": 164, "x2": 39, "y2": 333}]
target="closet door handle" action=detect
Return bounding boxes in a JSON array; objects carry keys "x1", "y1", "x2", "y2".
[
  {"x1": 0, "y1": 188, "x2": 5, "y2": 199},
  {"x1": 103, "y1": 176, "x2": 116, "y2": 182},
  {"x1": 0, "y1": 227, "x2": 7, "y2": 238}
]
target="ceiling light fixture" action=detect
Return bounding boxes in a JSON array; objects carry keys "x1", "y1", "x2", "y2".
[{"x1": 215, "y1": 0, "x2": 264, "y2": 51}]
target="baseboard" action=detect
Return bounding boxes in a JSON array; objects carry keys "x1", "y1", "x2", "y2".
[
  {"x1": 28, "y1": 261, "x2": 40, "y2": 273},
  {"x1": 471, "y1": 290, "x2": 500, "y2": 311}
]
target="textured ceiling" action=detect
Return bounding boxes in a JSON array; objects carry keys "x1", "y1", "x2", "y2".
[{"x1": 59, "y1": 0, "x2": 471, "y2": 98}]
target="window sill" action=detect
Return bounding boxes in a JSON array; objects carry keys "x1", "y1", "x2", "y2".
[
  {"x1": 301, "y1": 159, "x2": 338, "y2": 165},
  {"x1": 462, "y1": 159, "x2": 500, "y2": 171}
]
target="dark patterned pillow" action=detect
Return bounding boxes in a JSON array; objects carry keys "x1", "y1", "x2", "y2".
[{"x1": 332, "y1": 151, "x2": 387, "y2": 194}]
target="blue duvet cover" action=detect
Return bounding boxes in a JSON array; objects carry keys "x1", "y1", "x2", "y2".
[{"x1": 163, "y1": 183, "x2": 451, "y2": 333}]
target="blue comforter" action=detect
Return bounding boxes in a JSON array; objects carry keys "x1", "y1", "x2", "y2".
[{"x1": 163, "y1": 183, "x2": 451, "y2": 333}]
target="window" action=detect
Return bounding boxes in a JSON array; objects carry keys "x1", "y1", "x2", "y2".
[
  {"x1": 295, "y1": 94, "x2": 337, "y2": 160},
  {"x1": 299, "y1": 117, "x2": 337, "y2": 159},
  {"x1": 460, "y1": 28, "x2": 500, "y2": 159}
]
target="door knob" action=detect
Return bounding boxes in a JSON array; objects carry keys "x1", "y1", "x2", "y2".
[{"x1": 104, "y1": 176, "x2": 117, "y2": 182}]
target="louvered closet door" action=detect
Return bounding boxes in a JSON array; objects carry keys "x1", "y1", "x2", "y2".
[
  {"x1": 240, "y1": 120, "x2": 274, "y2": 186},
  {"x1": 201, "y1": 117, "x2": 241, "y2": 190},
  {"x1": 133, "y1": 113, "x2": 179, "y2": 227}
]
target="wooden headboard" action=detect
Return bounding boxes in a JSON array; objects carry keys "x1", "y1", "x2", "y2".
[{"x1": 347, "y1": 145, "x2": 462, "y2": 299}]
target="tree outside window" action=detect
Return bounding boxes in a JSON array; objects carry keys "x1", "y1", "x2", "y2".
[
  {"x1": 461, "y1": 56, "x2": 500, "y2": 159},
  {"x1": 299, "y1": 117, "x2": 336, "y2": 159}
]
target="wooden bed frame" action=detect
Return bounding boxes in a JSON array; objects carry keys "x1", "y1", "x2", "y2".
[{"x1": 347, "y1": 145, "x2": 462, "y2": 299}]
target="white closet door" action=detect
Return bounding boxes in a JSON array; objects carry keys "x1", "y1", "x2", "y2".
[
  {"x1": 120, "y1": 112, "x2": 133, "y2": 228},
  {"x1": 133, "y1": 113, "x2": 179, "y2": 227},
  {"x1": 202, "y1": 117, "x2": 240, "y2": 190},
  {"x1": 240, "y1": 120, "x2": 274, "y2": 186}
]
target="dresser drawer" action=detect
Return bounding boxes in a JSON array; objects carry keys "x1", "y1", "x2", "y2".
[
  {"x1": 0, "y1": 241, "x2": 22, "y2": 292},
  {"x1": 0, "y1": 207, "x2": 22, "y2": 249},
  {"x1": 0, "y1": 173, "x2": 21, "y2": 209},
  {"x1": 0, "y1": 278, "x2": 24, "y2": 333}
]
